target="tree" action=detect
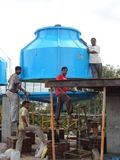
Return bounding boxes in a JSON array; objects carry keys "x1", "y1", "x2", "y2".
[
  {"x1": 102, "y1": 64, "x2": 120, "y2": 78},
  {"x1": 77, "y1": 65, "x2": 120, "y2": 115},
  {"x1": 91, "y1": 64, "x2": 120, "y2": 115}
]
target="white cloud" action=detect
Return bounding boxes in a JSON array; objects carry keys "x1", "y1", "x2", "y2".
[{"x1": 0, "y1": 0, "x2": 120, "y2": 71}]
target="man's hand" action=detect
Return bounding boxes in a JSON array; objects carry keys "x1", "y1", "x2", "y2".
[
  {"x1": 25, "y1": 123, "x2": 28, "y2": 127},
  {"x1": 21, "y1": 116, "x2": 28, "y2": 127},
  {"x1": 61, "y1": 91, "x2": 66, "y2": 95},
  {"x1": 88, "y1": 48, "x2": 97, "y2": 54}
]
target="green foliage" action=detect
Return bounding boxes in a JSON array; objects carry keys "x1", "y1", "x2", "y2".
[
  {"x1": 73, "y1": 64, "x2": 120, "y2": 116},
  {"x1": 89, "y1": 93, "x2": 102, "y2": 114},
  {"x1": 102, "y1": 64, "x2": 120, "y2": 78},
  {"x1": 28, "y1": 102, "x2": 51, "y2": 127},
  {"x1": 89, "y1": 64, "x2": 120, "y2": 115},
  {"x1": 73, "y1": 94, "x2": 102, "y2": 115}
]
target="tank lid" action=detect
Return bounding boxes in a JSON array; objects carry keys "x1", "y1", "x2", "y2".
[
  {"x1": 54, "y1": 24, "x2": 61, "y2": 27},
  {"x1": 35, "y1": 25, "x2": 81, "y2": 35}
]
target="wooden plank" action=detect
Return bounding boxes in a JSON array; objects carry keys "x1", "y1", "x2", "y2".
[
  {"x1": 50, "y1": 88, "x2": 56, "y2": 160},
  {"x1": 45, "y1": 79, "x2": 120, "y2": 89},
  {"x1": 100, "y1": 87, "x2": 106, "y2": 160}
]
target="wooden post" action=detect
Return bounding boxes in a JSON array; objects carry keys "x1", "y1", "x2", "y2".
[
  {"x1": 50, "y1": 87, "x2": 56, "y2": 160},
  {"x1": 32, "y1": 112, "x2": 35, "y2": 125},
  {"x1": 100, "y1": 87, "x2": 106, "y2": 160}
]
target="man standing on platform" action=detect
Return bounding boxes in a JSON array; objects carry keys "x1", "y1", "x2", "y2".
[{"x1": 88, "y1": 38, "x2": 102, "y2": 78}]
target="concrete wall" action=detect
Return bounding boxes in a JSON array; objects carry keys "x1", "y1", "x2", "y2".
[
  {"x1": 106, "y1": 93, "x2": 120, "y2": 153},
  {"x1": 2, "y1": 95, "x2": 11, "y2": 142}
]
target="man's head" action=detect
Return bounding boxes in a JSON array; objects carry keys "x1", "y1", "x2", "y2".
[
  {"x1": 15, "y1": 66, "x2": 22, "y2": 75},
  {"x1": 61, "y1": 66, "x2": 68, "y2": 76},
  {"x1": 91, "y1": 38, "x2": 96, "y2": 46},
  {"x1": 22, "y1": 100, "x2": 31, "y2": 109}
]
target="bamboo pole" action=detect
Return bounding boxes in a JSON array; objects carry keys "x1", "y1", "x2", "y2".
[
  {"x1": 100, "y1": 87, "x2": 106, "y2": 160},
  {"x1": 50, "y1": 87, "x2": 56, "y2": 160}
]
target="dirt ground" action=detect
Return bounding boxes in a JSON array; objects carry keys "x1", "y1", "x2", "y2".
[
  {"x1": 21, "y1": 154, "x2": 40, "y2": 160},
  {"x1": 21, "y1": 155, "x2": 91, "y2": 160},
  {"x1": 20, "y1": 141, "x2": 93, "y2": 160},
  {"x1": 21, "y1": 143, "x2": 39, "y2": 160},
  {"x1": 21, "y1": 151, "x2": 92, "y2": 160}
]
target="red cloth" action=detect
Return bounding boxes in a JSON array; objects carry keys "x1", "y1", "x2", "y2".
[{"x1": 55, "y1": 74, "x2": 68, "y2": 96}]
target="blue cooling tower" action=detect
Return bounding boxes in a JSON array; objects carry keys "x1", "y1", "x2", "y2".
[
  {"x1": 20, "y1": 25, "x2": 91, "y2": 81},
  {"x1": 0, "y1": 58, "x2": 7, "y2": 85}
]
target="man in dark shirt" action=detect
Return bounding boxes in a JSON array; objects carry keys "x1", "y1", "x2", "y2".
[
  {"x1": 6, "y1": 66, "x2": 29, "y2": 123},
  {"x1": 55, "y1": 67, "x2": 73, "y2": 126}
]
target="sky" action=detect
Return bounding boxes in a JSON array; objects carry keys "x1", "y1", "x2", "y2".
[{"x1": 0, "y1": 0, "x2": 120, "y2": 73}]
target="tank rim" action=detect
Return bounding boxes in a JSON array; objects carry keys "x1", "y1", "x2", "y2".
[{"x1": 35, "y1": 25, "x2": 81, "y2": 35}]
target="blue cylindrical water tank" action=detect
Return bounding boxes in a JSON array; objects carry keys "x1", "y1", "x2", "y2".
[
  {"x1": 20, "y1": 25, "x2": 91, "y2": 81},
  {"x1": 0, "y1": 58, "x2": 7, "y2": 85}
]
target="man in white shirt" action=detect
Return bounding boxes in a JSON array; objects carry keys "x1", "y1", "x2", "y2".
[
  {"x1": 16, "y1": 101, "x2": 47, "y2": 158},
  {"x1": 88, "y1": 38, "x2": 102, "y2": 78}
]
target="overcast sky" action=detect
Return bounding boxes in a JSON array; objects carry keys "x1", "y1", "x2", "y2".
[{"x1": 0, "y1": 0, "x2": 120, "y2": 72}]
